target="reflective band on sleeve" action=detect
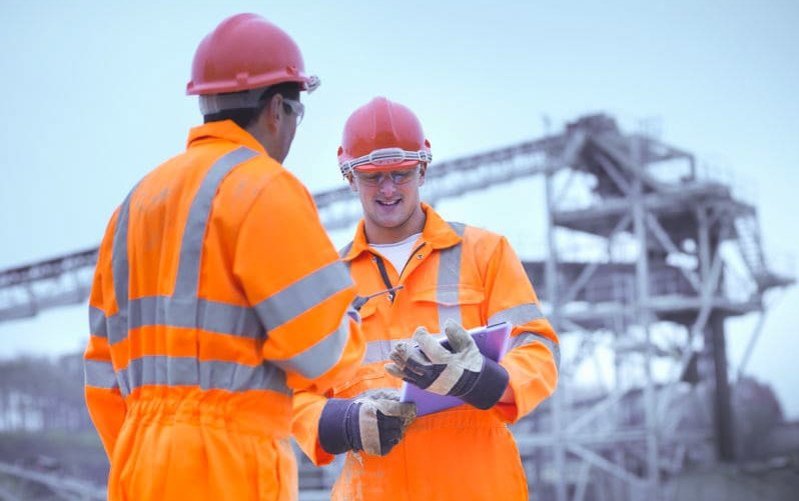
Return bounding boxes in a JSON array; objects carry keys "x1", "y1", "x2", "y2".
[
  {"x1": 254, "y1": 261, "x2": 353, "y2": 332},
  {"x1": 89, "y1": 306, "x2": 107, "y2": 338},
  {"x1": 174, "y1": 147, "x2": 258, "y2": 299},
  {"x1": 127, "y1": 296, "x2": 263, "y2": 338},
  {"x1": 488, "y1": 303, "x2": 544, "y2": 326},
  {"x1": 110, "y1": 189, "x2": 135, "y2": 345},
  {"x1": 509, "y1": 331, "x2": 561, "y2": 370},
  {"x1": 364, "y1": 338, "x2": 411, "y2": 364},
  {"x1": 272, "y1": 314, "x2": 350, "y2": 379},
  {"x1": 84, "y1": 359, "x2": 118, "y2": 389},
  {"x1": 117, "y1": 356, "x2": 290, "y2": 395}
]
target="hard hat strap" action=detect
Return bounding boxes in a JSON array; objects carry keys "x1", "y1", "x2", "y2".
[
  {"x1": 198, "y1": 74, "x2": 320, "y2": 115},
  {"x1": 339, "y1": 147, "x2": 433, "y2": 176},
  {"x1": 199, "y1": 88, "x2": 264, "y2": 115}
]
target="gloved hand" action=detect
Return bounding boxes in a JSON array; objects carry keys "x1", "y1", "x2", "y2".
[
  {"x1": 318, "y1": 389, "x2": 416, "y2": 456},
  {"x1": 385, "y1": 319, "x2": 509, "y2": 410}
]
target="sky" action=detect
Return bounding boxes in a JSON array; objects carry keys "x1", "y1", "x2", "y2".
[{"x1": 0, "y1": 1, "x2": 797, "y2": 418}]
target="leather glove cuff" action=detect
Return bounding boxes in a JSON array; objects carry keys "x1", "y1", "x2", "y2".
[
  {"x1": 318, "y1": 398, "x2": 362, "y2": 455},
  {"x1": 458, "y1": 357, "x2": 510, "y2": 410}
]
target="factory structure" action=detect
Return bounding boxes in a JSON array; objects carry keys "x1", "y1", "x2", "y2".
[{"x1": 0, "y1": 114, "x2": 795, "y2": 500}]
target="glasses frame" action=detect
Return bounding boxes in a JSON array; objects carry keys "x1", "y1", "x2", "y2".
[
  {"x1": 282, "y1": 98, "x2": 305, "y2": 125},
  {"x1": 352, "y1": 166, "x2": 422, "y2": 187}
]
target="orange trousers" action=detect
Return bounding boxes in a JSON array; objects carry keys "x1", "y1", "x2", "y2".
[{"x1": 107, "y1": 395, "x2": 297, "y2": 501}]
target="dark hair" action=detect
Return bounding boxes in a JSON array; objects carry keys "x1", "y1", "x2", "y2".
[{"x1": 203, "y1": 82, "x2": 301, "y2": 129}]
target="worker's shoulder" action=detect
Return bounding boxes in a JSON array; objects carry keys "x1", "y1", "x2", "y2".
[
  {"x1": 459, "y1": 222, "x2": 507, "y2": 246},
  {"x1": 224, "y1": 153, "x2": 308, "y2": 193},
  {"x1": 227, "y1": 151, "x2": 283, "y2": 179}
]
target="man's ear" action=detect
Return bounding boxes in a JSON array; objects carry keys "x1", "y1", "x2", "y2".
[
  {"x1": 264, "y1": 93, "x2": 283, "y2": 132},
  {"x1": 418, "y1": 164, "x2": 427, "y2": 187}
]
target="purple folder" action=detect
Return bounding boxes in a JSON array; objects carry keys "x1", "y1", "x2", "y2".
[{"x1": 399, "y1": 322, "x2": 512, "y2": 416}]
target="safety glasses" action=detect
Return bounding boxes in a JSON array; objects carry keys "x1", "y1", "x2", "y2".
[
  {"x1": 352, "y1": 167, "x2": 421, "y2": 187},
  {"x1": 283, "y1": 99, "x2": 305, "y2": 125}
]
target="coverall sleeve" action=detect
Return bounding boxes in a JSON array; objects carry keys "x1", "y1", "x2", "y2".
[
  {"x1": 235, "y1": 170, "x2": 364, "y2": 395},
  {"x1": 483, "y1": 237, "x2": 559, "y2": 423},
  {"x1": 292, "y1": 390, "x2": 337, "y2": 466},
  {"x1": 83, "y1": 214, "x2": 127, "y2": 459}
]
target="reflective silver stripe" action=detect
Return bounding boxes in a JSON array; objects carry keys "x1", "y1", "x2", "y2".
[
  {"x1": 448, "y1": 222, "x2": 466, "y2": 237},
  {"x1": 84, "y1": 360, "x2": 118, "y2": 389},
  {"x1": 126, "y1": 296, "x2": 262, "y2": 338},
  {"x1": 174, "y1": 147, "x2": 258, "y2": 299},
  {"x1": 89, "y1": 306, "x2": 107, "y2": 338},
  {"x1": 107, "y1": 148, "x2": 258, "y2": 348},
  {"x1": 488, "y1": 303, "x2": 544, "y2": 326},
  {"x1": 436, "y1": 244, "x2": 463, "y2": 331},
  {"x1": 339, "y1": 242, "x2": 354, "y2": 272},
  {"x1": 273, "y1": 314, "x2": 350, "y2": 379},
  {"x1": 118, "y1": 356, "x2": 290, "y2": 395},
  {"x1": 109, "y1": 189, "x2": 135, "y2": 345},
  {"x1": 338, "y1": 242, "x2": 353, "y2": 259},
  {"x1": 103, "y1": 147, "x2": 286, "y2": 398},
  {"x1": 254, "y1": 261, "x2": 353, "y2": 332},
  {"x1": 509, "y1": 332, "x2": 561, "y2": 370},
  {"x1": 364, "y1": 338, "x2": 410, "y2": 364}
]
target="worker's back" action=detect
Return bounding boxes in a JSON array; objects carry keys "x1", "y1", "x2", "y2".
[{"x1": 85, "y1": 122, "x2": 364, "y2": 500}]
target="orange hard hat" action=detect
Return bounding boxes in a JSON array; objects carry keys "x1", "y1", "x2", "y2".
[
  {"x1": 187, "y1": 13, "x2": 319, "y2": 112},
  {"x1": 337, "y1": 97, "x2": 432, "y2": 177}
]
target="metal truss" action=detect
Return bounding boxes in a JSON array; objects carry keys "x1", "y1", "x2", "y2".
[
  {"x1": 0, "y1": 248, "x2": 96, "y2": 322},
  {"x1": 524, "y1": 114, "x2": 794, "y2": 500}
]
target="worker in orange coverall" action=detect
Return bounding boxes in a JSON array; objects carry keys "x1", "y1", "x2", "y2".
[
  {"x1": 83, "y1": 13, "x2": 370, "y2": 500},
  {"x1": 293, "y1": 97, "x2": 560, "y2": 500}
]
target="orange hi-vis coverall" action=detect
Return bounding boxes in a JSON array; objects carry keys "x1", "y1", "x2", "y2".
[
  {"x1": 293, "y1": 203, "x2": 559, "y2": 500},
  {"x1": 83, "y1": 120, "x2": 364, "y2": 500}
]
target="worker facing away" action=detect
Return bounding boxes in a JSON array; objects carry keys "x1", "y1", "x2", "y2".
[
  {"x1": 83, "y1": 13, "x2": 365, "y2": 500},
  {"x1": 292, "y1": 97, "x2": 560, "y2": 500}
]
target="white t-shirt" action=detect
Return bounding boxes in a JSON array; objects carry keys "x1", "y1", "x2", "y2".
[{"x1": 370, "y1": 232, "x2": 422, "y2": 275}]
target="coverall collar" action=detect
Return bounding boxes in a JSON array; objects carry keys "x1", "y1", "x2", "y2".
[
  {"x1": 342, "y1": 203, "x2": 462, "y2": 262},
  {"x1": 186, "y1": 120, "x2": 269, "y2": 156}
]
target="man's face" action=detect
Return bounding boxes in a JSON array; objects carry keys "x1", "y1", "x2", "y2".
[{"x1": 350, "y1": 164, "x2": 425, "y2": 237}]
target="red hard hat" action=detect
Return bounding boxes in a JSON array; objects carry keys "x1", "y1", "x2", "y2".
[
  {"x1": 337, "y1": 97, "x2": 432, "y2": 177},
  {"x1": 186, "y1": 13, "x2": 319, "y2": 97}
]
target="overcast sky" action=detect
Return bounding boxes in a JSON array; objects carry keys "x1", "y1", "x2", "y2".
[{"x1": 1, "y1": 1, "x2": 797, "y2": 417}]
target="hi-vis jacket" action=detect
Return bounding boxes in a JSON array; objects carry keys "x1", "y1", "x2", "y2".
[
  {"x1": 293, "y1": 204, "x2": 559, "y2": 500},
  {"x1": 83, "y1": 120, "x2": 364, "y2": 501}
]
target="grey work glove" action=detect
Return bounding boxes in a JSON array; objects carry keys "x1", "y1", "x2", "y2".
[
  {"x1": 318, "y1": 389, "x2": 416, "y2": 457},
  {"x1": 386, "y1": 319, "x2": 510, "y2": 410}
]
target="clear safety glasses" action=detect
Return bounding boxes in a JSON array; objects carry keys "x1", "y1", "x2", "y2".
[
  {"x1": 352, "y1": 166, "x2": 421, "y2": 187},
  {"x1": 283, "y1": 99, "x2": 305, "y2": 125},
  {"x1": 339, "y1": 147, "x2": 432, "y2": 177}
]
